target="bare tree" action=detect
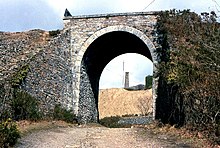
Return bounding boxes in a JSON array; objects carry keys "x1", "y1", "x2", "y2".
[{"x1": 137, "y1": 97, "x2": 151, "y2": 116}]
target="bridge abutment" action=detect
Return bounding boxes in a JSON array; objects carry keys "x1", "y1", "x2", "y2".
[{"x1": 78, "y1": 61, "x2": 99, "y2": 123}]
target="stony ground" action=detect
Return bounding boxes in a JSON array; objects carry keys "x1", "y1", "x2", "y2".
[{"x1": 15, "y1": 122, "x2": 197, "y2": 148}]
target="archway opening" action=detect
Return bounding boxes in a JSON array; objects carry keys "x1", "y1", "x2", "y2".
[
  {"x1": 99, "y1": 53, "x2": 153, "y2": 89},
  {"x1": 78, "y1": 31, "x2": 154, "y2": 123},
  {"x1": 99, "y1": 53, "x2": 153, "y2": 119}
]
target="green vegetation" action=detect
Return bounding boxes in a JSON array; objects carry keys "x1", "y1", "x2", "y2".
[
  {"x1": 156, "y1": 9, "x2": 220, "y2": 144},
  {"x1": 0, "y1": 89, "x2": 77, "y2": 146},
  {"x1": 53, "y1": 104, "x2": 77, "y2": 123},
  {"x1": 11, "y1": 89, "x2": 42, "y2": 121},
  {"x1": 0, "y1": 118, "x2": 20, "y2": 148},
  {"x1": 99, "y1": 116, "x2": 130, "y2": 128},
  {"x1": 49, "y1": 29, "x2": 60, "y2": 37},
  {"x1": 11, "y1": 65, "x2": 29, "y2": 88},
  {"x1": 10, "y1": 90, "x2": 77, "y2": 123},
  {"x1": 100, "y1": 116, "x2": 122, "y2": 128},
  {"x1": 145, "y1": 75, "x2": 153, "y2": 89}
]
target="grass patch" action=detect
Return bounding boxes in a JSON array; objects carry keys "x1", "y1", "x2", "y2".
[
  {"x1": 17, "y1": 120, "x2": 75, "y2": 136},
  {"x1": 144, "y1": 121, "x2": 218, "y2": 148}
]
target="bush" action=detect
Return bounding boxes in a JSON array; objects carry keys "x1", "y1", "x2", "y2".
[
  {"x1": 11, "y1": 65, "x2": 29, "y2": 88},
  {"x1": 155, "y1": 9, "x2": 220, "y2": 144},
  {"x1": 99, "y1": 116, "x2": 126, "y2": 128},
  {"x1": 53, "y1": 104, "x2": 77, "y2": 123},
  {"x1": 11, "y1": 89, "x2": 42, "y2": 121},
  {"x1": 49, "y1": 30, "x2": 60, "y2": 37},
  {"x1": 145, "y1": 75, "x2": 153, "y2": 89},
  {"x1": 0, "y1": 118, "x2": 20, "y2": 147},
  {"x1": 0, "y1": 82, "x2": 13, "y2": 121}
]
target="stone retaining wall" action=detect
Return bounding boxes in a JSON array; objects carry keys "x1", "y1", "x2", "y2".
[
  {"x1": 0, "y1": 29, "x2": 74, "y2": 115},
  {"x1": 22, "y1": 29, "x2": 74, "y2": 114},
  {"x1": 0, "y1": 30, "x2": 49, "y2": 81}
]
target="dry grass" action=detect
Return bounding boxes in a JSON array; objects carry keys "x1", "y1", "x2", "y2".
[
  {"x1": 16, "y1": 120, "x2": 75, "y2": 136},
  {"x1": 144, "y1": 121, "x2": 220, "y2": 148}
]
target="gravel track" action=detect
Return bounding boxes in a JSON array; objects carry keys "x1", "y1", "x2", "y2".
[
  {"x1": 118, "y1": 116, "x2": 153, "y2": 125},
  {"x1": 15, "y1": 125, "x2": 192, "y2": 148}
]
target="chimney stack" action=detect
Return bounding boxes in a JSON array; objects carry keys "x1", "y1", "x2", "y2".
[{"x1": 124, "y1": 72, "x2": 129, "y2": 88}]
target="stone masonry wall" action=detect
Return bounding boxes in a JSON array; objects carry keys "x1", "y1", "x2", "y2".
[
  {"x1": 0, "y1": 30, "x2": 49, "y2": 81},
  {"x1": 78, "y1": 61, "x2": 98, "y2": 123},
  {"x1": 22, "y1": 29, "x2": 74, "y2": 114},
  {"x1": 63, "y1": 12, "x2": 160, "y2": 122},
  {"x1": 0, "y1": 29, "x2": 74, "y2": 116}
]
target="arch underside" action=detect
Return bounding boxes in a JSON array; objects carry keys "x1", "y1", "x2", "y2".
[{"x1": 78, "y1": 29, "x2": 156, "y2": 123}]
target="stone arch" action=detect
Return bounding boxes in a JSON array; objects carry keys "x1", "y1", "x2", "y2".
[
  {"x1": 77, "y1": 25, "x2": 157, "y2": 123},
  {"x1": 78, "y1": 25, "x2": 157, "y2": 63}
]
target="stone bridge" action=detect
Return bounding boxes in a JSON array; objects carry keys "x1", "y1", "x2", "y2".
[
  {"x1": 1, "y1": 11, "x2": 160, "y2": 123},
  {"x1": 63, "y1": 11, "x2": 159, "y2": 123}
]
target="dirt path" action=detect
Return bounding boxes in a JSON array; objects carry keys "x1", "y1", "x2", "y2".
[{"x1": 15, "y1": 124, "x2": 193, "y2": 148}]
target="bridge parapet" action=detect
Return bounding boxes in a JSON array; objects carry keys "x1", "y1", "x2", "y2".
[{"x1": 64, "y1": 11, "x2": 159, "y2": 19}]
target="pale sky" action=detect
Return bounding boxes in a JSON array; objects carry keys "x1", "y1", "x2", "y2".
[
  {"x1": 0, "y1": 0, "x2": 219, "y2": 88},
  {"x1": 0, "y1": 0, "x2": 219, "y2": 31}
]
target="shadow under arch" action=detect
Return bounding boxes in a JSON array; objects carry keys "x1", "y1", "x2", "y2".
[{"x1": 78, "y1": 26, "x2": 157, "y2": 123}]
